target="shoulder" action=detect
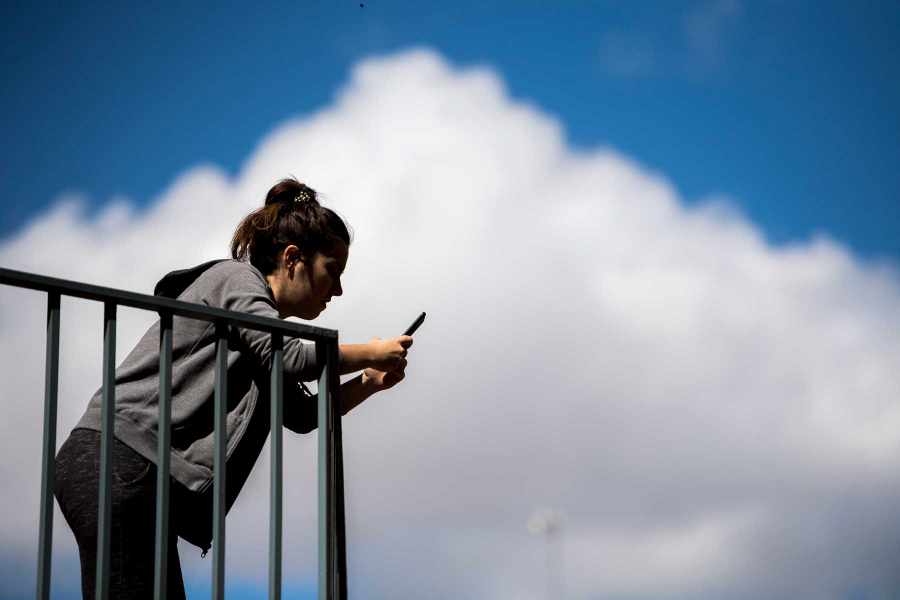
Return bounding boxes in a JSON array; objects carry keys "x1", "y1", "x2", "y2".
[
  {"x1": 203, "y1": 260, "x2": 278, "y2": 316},
  {"x1": 191, "y1": 260, "x2": 270, "y2": 300},
  {"x1": 206, "y1": 259, "x2": 265, "y2": 282}
]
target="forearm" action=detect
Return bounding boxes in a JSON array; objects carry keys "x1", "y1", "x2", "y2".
[
  {"x1": 338, "y1": 343, "x2": 374, "y2": 375},
  {"x1": 339, "y1": 372, "x2": 378, "y2": 414}
]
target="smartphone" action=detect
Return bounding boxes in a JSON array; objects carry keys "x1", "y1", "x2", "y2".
[{"x1": 403, "y1": 312, "x2": 426, "y2": 336}]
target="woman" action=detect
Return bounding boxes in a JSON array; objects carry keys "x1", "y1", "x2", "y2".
[{"x1": 54, "y1": 178, "x2": 412, "y2": 598}]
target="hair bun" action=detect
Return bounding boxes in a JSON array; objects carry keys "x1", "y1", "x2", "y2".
[
  {"x1": 293, "y1": 188, "x2": 315, "y2": 205},
  {"x1": 263, "y1": 179, "x2": 318, "y2": 207}
]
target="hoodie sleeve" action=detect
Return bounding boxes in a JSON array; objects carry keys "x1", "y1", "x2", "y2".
[{"x1": 214, "y1": 262, "x2": 322, "y2": 383}]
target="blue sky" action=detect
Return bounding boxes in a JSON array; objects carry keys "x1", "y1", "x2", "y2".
[
  {"x1": 2, "y1": 1, "x2": 898, "y2": 261},
  {"x1": 3, "y1": 3, "x2": 900, "y2": 599}
]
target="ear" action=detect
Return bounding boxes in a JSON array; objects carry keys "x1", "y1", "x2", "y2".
[{"x1": 283, "y1": 245, "x2": 302, "y2": 269}]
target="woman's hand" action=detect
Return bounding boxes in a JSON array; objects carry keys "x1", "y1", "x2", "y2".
[
  {"x1": 340, "y1": 358, "x2": 408, "y2": 414},
  {"x1": 368, "y1": 336, "x2": 413, "y2": 372},
  {"x1": 362, "y1": 359, "x2": 407, "y2": 392},
  {"x1": 338, "y1": 335, "x2": 413, "y2": 376}
]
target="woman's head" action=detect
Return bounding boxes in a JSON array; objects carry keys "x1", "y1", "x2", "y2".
[{"x1": 232, "y1": 178, "x2": 351, "y2": 318}]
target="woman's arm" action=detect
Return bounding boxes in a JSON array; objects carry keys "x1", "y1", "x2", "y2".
[
  {"x1": 339, "y1": 373, "x2": 376, "y2": 414},
  {"x1": 338, "y1": 337, "x2": 413, "y2": 375},
  {"x1": 338, "y1": 344, "x2": 375, "y2": 375},
  {"x1": 218, "y1": 263, "x2": 412, "y2": 381},
  {"x1": 339, "y1": 363, "x2": 408, "y2": 414}
]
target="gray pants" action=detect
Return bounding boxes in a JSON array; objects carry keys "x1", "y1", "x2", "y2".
[{"x1": 54, "y1": 428, "x2": 187, "y2": 599}]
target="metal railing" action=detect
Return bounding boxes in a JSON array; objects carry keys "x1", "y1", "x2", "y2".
[{"x1": 0, "y1": 266, "x2": 348, "y2": 600}]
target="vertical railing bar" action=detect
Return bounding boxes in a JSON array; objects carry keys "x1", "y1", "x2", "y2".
[
  {"x1": 316, "y1": 341, "x2": 333, "y2": 600},
  {"x1": 0, "y1": 271, "x2": 350, "y2": 599},
  {"x1": 95, "y1": 302, "x2": 116, "y2": 600},
  {"x1": 269, "y1": 334, "x2": 284, "y2": 600},
  {"x1": 212, "y1": 322, "x2": 228, "y2": 600},
  {"x1": 36, "y1": 292, "x2": 60, "y2": 600},
  {"x1": 329, "y1": 340, "x2": 348, "y2": 599},
  {"x1": 154, "y1": 312, "x2": 173, "y2": 600}
]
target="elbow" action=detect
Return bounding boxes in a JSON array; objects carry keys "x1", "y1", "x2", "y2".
[{"x1": 284, "y1": 417, "x2": 318, "y2": 434}]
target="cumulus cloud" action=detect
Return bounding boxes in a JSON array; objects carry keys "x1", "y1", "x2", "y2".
[{"x1": 2, "y1": 48, "x2": 900, "y2": 599}]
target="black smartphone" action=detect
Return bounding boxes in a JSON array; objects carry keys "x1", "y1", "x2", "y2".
[{"x1": 403, "y1": 312, "x2": 426, "y2": 336}]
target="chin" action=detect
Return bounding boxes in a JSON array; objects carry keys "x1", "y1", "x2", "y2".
[{"x1": 299, "y1": 307, "x2": 322, "y2": 320}]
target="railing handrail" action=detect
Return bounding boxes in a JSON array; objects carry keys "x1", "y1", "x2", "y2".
[
  {"x1": 1, "y1": 265, "x2": 347, "y2": 600},
  {"x1": 0, "y1": 266, "x2": 337, "y2": 340}
]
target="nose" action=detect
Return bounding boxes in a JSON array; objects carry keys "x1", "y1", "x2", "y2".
[{"x1": 333, "y1": 278, "x2": 343, "y2": 297}]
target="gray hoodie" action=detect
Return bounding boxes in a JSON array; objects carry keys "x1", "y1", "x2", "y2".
[{"x1": 74, "y1": 259, "x2": 321, "y2": 546}]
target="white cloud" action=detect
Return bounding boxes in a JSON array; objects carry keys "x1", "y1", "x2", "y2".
[{"x1": 2, "y1": 47, "x2": 900, "y2": 599}]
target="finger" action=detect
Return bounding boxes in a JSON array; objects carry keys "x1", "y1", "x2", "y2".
[{"x1": 398, "y1": 335, "x2": 413, "y2": 348}]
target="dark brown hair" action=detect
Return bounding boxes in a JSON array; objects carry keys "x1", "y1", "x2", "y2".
[{"x1": 231, "y1": 178, "x2": 351, "y2": 275}]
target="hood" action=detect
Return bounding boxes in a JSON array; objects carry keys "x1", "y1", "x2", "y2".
[{"x1": 153, "y1": 259, "x2": 228, "y2": 299}]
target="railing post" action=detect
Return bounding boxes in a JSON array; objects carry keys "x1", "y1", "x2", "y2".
[
  {"x1": 95, "y1": 302, "x2": 117, "y2": 600},
  {"x1": 154, "y1": 312, "x2": 173, "y2": 600},
  {"x1": 331, "y1": 339, "x2": 348, "y2": 600},
  {"x1": 213, "y1": 322, "x2": 228, "y2": 600},
  {"x1": 317, "y1": 340, "x2": 333, "y2": 600},
  {"x1": 317, "y1": 338, "x2": 347, "y2": 600},
  {"x1": 36, "y1": 292, "x2": 60, "y2": 600},
  {"x1": 269, "y1": 333, "x2": 284, "y2": 600}
]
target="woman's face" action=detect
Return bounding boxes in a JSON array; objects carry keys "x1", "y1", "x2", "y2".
[{"x1": 272, "y1": 242, "x2": 348, "y2": 319}]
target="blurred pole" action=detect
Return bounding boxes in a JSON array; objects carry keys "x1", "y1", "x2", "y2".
[{"x1": 527, "y1": 508, "x2": 565, "y2": 600}]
